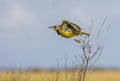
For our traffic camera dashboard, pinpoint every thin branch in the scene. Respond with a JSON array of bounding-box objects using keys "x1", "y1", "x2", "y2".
[
  {"x1": 78, "y1": 56, "x2": 85, "y2": 81},
  {"x1": 97, "y1": 17, "x2": 107, "y2": 43},
  {"x1": 89, "y1": 46, "x2": 104, "y2": 69},
  {"x1": 82, "y1": 60, "x2": 89, "y2": 81},
  {"x1": 71, "y1": 60, "x2": 76, "y2": 81},
  {"x1": 84, "y1": 40, "x2": 91, "y2": 48},
  {"x1": 55, "y1": 59, "x2": 59, "y2": 81},
  {"x1": 89, "y1": 45, "x2": 101, "y2": 60},
  {"x1": 106, "y1": 24, "x2": 111, "y2": 31},
  {"x1": 64, "y1": 53, "x2": 68, "y2": 81},
  {"x1": 83, "y1": 46, "x2": 88, "y2": 62}
]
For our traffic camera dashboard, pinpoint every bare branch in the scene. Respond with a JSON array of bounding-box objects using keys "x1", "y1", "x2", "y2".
[
  {"x1": 89, "y1": 45, "x2": 101, "y2": 60},
  {"x1": 65, "y1": 53, "x2": 68, "y2": 81},
  {"x1": 89, "y1": 46, "x2": 104, "y2": 69},
  {"x1": 84, "y1": 40, "x2": 91, "y2": 48},
  {"x1": 97, "y1": 17, "x2": 107, "y2": 43},
  {"x1": 55, "y1": 59, "x2": 59, "y2": 81},
  {"x1": 106, "y1": 24, "x2": 111, "y2": 31}
]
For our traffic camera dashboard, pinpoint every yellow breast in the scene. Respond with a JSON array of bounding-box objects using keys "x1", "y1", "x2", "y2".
[{"x1": 58, "y1": 27, "x2": 76, "y2": 38}]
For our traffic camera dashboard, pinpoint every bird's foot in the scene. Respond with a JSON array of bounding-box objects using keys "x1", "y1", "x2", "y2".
[{"x1": 74, "y1": 38, "x2": 82, "y2": 43}]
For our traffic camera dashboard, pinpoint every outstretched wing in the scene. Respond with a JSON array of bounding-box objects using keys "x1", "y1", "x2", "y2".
[{"x1": 62, "y1": 20, "x2": 81, "y2": 33}]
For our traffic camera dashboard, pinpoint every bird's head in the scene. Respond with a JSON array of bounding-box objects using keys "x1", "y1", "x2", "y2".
[{"x1": 49, "y1": 25, "x2": 60, "y2": 32}]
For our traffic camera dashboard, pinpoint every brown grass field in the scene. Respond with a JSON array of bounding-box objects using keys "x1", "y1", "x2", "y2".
[{"x1": 0, "y1": 70, "x2": 120, "y2": 81}]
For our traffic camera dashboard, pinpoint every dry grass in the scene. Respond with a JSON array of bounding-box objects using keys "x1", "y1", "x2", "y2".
[{"x1": 0, "y1": 70, "x2": 120, "y2": 81}]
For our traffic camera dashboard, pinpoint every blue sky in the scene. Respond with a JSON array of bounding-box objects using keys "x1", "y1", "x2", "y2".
[{"x1": 0, "y1": 0, "x2": 120, "y2": 69}]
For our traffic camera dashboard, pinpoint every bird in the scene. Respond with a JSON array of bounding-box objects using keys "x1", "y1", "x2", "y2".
[{"x1": 49, "y1": 20, "x2": 90, "y2": 38}]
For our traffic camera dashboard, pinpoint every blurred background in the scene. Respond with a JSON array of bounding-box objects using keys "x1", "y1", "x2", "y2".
[{"x1": 0, "y1": 0, "x2": 120, "y2": 70}]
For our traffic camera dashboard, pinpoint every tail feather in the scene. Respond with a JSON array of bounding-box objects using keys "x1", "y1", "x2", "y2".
[{"x1": 81, "y1": 30, "x2": 90, "y2": 36}]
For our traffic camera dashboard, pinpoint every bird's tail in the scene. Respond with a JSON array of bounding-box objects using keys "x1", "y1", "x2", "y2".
[{"x1": 81, "y1": 30, "x2": 90, "y2": 36}]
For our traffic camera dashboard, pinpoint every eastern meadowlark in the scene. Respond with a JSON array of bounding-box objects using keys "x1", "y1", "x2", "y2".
[{"x1": 49, "y1": 20, "x2": 90, "y2": 38}]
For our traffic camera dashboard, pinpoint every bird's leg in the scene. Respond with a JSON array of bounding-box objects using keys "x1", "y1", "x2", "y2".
[{"x1": 74, "y1": 36, "x2": 82, "y2": 43}]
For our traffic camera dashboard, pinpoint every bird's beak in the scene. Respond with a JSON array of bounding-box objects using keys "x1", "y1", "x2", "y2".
[{"x1": 48, "y1": 27, "x2": 53, "y2": 28}]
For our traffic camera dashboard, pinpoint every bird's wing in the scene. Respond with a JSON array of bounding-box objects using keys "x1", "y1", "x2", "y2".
[{"x1": 62, "y1": 20, "x2": 81, "y2": 32}]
